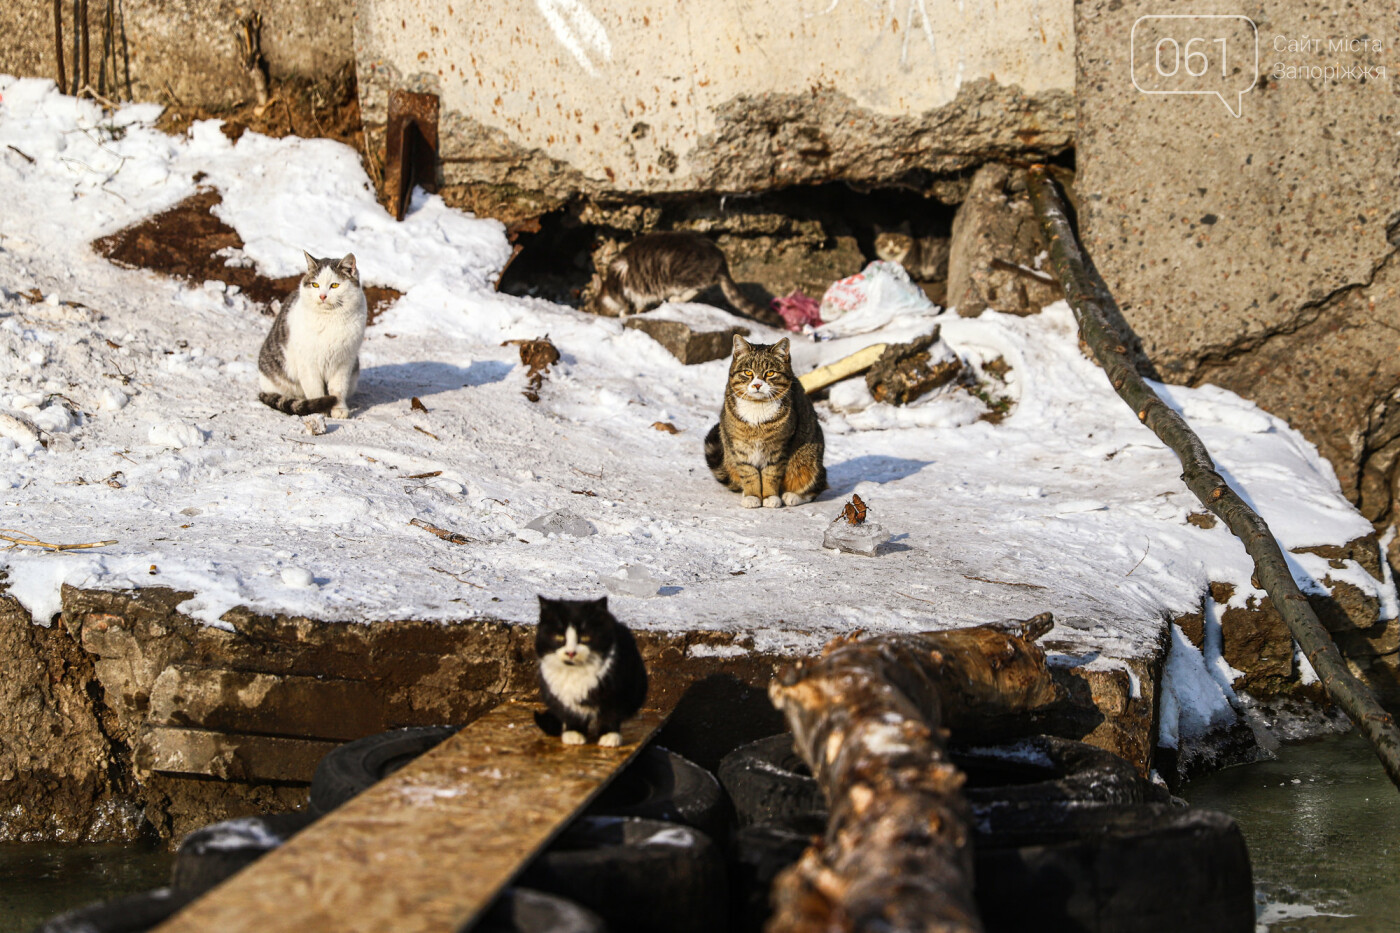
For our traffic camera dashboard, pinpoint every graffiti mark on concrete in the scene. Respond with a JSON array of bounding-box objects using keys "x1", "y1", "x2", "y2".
[{"x1": 536, "y1": 0, "x2": 613, "y2": 76}]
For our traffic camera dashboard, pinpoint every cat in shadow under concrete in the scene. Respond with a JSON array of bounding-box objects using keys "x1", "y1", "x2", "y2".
[{"x1": 591, "y1": 232, "x2": 785, "y2": 328}]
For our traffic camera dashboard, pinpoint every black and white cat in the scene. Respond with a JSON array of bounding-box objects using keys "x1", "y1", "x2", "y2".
[{"x1": 534, "y1": 596, "x2": 648, "y2": 748}]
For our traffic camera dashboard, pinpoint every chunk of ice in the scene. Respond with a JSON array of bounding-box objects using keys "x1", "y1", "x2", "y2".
[
  {"x1": 823, "y1": 518, "x2": 891, "y2": 557},
  {"x1": 605, "y1": 565, "x2": 662, "y2": 598},
  {"x1": 524, "y1": 509, "x2": 596, "y2": 537}
]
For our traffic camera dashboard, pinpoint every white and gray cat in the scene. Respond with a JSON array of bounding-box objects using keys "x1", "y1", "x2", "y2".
[{"x1": 258, "y1": 252, "x2": 366, "y2": 418}]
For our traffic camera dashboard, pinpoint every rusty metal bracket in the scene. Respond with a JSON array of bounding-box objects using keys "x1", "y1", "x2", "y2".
[{"x1": 384, "y1": 90, "x2": 440, "y2": 221}]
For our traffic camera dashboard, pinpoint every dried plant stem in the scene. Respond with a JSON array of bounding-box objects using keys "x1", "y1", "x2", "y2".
[
  {"x1": 53, "y1": 0, "x2": 67, "y2": 92},
  {"x1": 0, "y1": 529, "x2": 116, "y2": 551}
]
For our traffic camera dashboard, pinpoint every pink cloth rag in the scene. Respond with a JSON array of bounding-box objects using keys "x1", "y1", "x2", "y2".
[{"x1": 771, "y1": 290, "x2": 823, "y2": 332}]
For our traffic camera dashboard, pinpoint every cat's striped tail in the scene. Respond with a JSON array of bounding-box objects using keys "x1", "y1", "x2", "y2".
[
  {"x1": 717, "y1": 270, "x2": 786, "y2": 329},
  {"x1": 704, "y1": 423, "x2": 729, "y2": 485},
  {"x1": 258, "y1": 392, "x2": 337, "y2": 415}
]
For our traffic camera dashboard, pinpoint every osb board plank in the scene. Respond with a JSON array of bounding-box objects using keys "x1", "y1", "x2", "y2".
[{"x1": 153, "y1": 701, "x2": 671, "y2": 933}]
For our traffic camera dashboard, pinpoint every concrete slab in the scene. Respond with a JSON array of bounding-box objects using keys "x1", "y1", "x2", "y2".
[
  {"x1": 152, "y1": 701, "x2": 672, "y2": 933},
  {"x1": 355, "y1": 0, "x2": 1075, "y2": 198}
]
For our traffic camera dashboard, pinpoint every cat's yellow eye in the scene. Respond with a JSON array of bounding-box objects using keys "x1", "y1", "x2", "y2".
[
  {"x1": 766, "y1": 371, "x2": 777, "y2": 378},
  {"x1": 309, "y1": 282, "x2": 319, "y2": 288},
  {"x1": 330, "y1": 283, "x2": 339, "y2": 288},
  {"x1": 742, "y1": 370, "x2": 753, "y2": 377}
]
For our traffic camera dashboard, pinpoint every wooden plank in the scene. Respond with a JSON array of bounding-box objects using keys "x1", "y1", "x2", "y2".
[
  {"x1": 152, "y1": 701, "x2": 671, "y2": 933},
  {"x1": 799, "y1": 343, "x2": 888, "y2": 394},
  {"x1": 136, "y1": 726, "x2": 339, "y2": 782}
]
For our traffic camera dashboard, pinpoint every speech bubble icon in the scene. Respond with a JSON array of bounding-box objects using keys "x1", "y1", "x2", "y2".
[{"x1": 1131, "y1": 14, "x2": 1258, "y2": 118}]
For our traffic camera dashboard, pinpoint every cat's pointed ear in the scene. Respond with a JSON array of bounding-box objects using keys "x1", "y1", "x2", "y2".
[
  {"x1": 302, "y1": 250, "x2": 319, "y2": 275},
  {"x1": 732, "y1": 334, "x2": 751, "y2": 356},
  {"x1": 592, "y1": 595, "x2": 608, "y2": 612},
  {"x1": 774, "y1": 337, "x2": 791, "y2": 358},
  {"x1": 537, "y1": 595, "x2": 555, "y2": 615},
  {"x1": 337, "y1": 253, "x2": 358, "y2": 280}
]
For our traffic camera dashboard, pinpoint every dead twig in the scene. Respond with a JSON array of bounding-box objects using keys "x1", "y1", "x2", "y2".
[
  {"x1": 7, "y1": 145, "x2": 35, "y2": 164},
  {"x1": 53, "y1": 0, "x2": 67, "y2": 93},
  {"x1": 413, "y1": 425, "x2": 439, "y2": 440},
  {"x1": 430, "y1": 566, "x2": 485, "y2": 587},
  {"x1": 409, "y1": 517, "x2": 475, "y2": 545},
  {"x1": 0, "y1": 529, "x2": 116, "y2": 551},
  {"x1": 1125, "y1": 538, "x2": 1150, "y2": 576},
  {"x1": 961, "y1": 574, "x2": 1048, "y2": 590}
]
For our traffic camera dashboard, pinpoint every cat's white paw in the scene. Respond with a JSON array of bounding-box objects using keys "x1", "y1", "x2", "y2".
[
  {"x1": 598, "y1": 732, "x2": 622, "y2": 748},
  {"x1": 782, "y1": 491, "x2": 811, "y2": 506},
  {"x1": 741, "y1": 495, "x2": 762, "y2": 509},
  {"x1": 330, "y1": 405, "x2": 349, "y2": 419},
  {"x1": 762, "y1": 495, "x2": 784, "y2": 509},
  {"x1": 561, "y1": 730, "x2": 586, "y2": 745}
]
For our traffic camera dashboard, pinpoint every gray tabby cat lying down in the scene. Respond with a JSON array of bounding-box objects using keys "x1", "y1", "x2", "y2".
[
  {"x1": 592, "y1": 232, "x2": 785, "y2": 328},
  {"x1": 258, "y1": 252, "x2": 366, "y2": 419}
]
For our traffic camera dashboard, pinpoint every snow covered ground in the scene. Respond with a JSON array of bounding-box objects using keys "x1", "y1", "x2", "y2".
[{"x1": 0, "y1": 77, "x2": 1392, "y2": 740}]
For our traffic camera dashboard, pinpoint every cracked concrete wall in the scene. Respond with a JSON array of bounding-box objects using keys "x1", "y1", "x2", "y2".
[
  {"x1": 1076, "y1": 0, "x2": 1400, "y2": 536},
  {"x1": 355, "y1": 0, "x2": 1075, "y2": 199},
  {"x1": 0, "y1": 0, "x2": 354, "y2": 108}
]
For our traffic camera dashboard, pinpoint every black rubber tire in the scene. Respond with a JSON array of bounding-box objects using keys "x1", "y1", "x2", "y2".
[
  {"x1": 472, "y1": 887, "x2": 609, "y2": 933},
  {"x1": 518, "y1": 815, "x2": 728, "y2": 933},
  {"x1": 717, "y1": 734, "x2": 825, "y2": 829},
  {"x1": 586, "y1": 745, "x2": 730, "y2": 844},
  {"x1": 32, "y1": 887, "x2": 194, "y2": 933},
  {"x1": 975, "y1": 804, "x2": 1254, "y2": 933},
  {"x1": 728, "y1": 818, "x2": 825, "y2": 933},
  {"x1": 719, "y1": 733, "x2": 1157, "y2": 828},
  {"x1": 956, "y1": 734, "x2": 1158, "y2": 809},
  {"x1": 310, "y1": 724, "x2": 459, "y2": 815},
  {"x1": 171, "y1": 811, "x2": 318, "y2": 896}
]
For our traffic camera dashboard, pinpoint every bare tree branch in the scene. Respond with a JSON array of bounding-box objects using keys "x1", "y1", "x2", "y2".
[{"x1": 1026, "y1": 164, "x2": 1400, "y2": 793}]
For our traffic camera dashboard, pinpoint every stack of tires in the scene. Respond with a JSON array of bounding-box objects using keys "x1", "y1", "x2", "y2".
[
  {"x1": 32, "y1": 726, "x2": 1256, "y2": 933},
  {"x1": 717, "y1": 733, "x2": 1257, "y2": 933}
]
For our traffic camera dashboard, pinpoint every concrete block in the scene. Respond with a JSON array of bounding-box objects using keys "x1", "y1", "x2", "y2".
[
  {"x1": 624, "y1": 304, "x2": 753, "y2": 364},
  {"x1": 136, "y1": 726, "x2": 338, "y2": 783},
  {"x1": 148, "y1": 665, "x2": 388, "y2": 741}
]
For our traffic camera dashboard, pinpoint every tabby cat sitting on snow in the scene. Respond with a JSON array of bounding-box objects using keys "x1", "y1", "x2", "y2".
[
  {"x1": 258, "y1": 251, "x2": 366, "y2": 419},
  {"x1": 705, "y1": 335, "x2": 826, "y2": 509},
  {"x1": 591, "y1": 232, "x2": 785, "y2": 328}
]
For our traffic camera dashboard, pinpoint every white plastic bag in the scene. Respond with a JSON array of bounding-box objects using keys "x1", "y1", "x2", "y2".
[{"x1": 817, "y1": 261, "x2": 938, "y2": 338}]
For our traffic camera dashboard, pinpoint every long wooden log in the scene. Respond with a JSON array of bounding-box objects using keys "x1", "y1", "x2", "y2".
[
  {"x1": 766, "y1": 615, "x2": 1060, "y2": 933},
  {"x1": 1025, "y1": 165, "x2": 1400, "y2": 792}
]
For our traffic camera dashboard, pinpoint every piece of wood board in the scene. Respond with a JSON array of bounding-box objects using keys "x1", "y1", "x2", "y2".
[{"x1": 152, "y1": 701, "x2": 671, "y2": 933}]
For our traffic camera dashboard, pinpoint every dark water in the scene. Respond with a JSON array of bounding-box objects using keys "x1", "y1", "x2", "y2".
[
  {"x1": 1184, "y1": 730, "x2": 1400, "y2": 932},
  {"x1": 0, "y1": 842, "x2": 172, "y2": 933}
]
